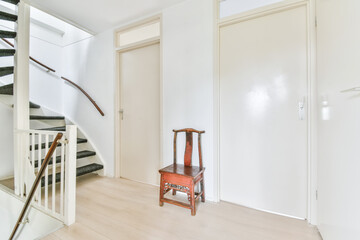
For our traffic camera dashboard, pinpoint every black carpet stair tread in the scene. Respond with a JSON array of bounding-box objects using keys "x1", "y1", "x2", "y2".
[
  {"x1": 0, "y1": 30, "x2": 16, "y2": 38},
  {"x1": 30, "y1": 115, "x2": 65, "y2": 120},
  {"x1": 41, "y1": 163, "x2": 103, "y2": 187},
  {"x1": 0, "y1": 66, "x2": 14, "y2": 77},
  {"x1": 30, "y1": 138, "x2": 87, "y2": 151},
  {"x1": 30, "y1": 102, "x2": 40, "y2": 109},
  {"x1": 0, "y1": 49, "x2": 15, "y2": 57},
  {"x1": 0, "y1": 83, "x2": 13, "y2": 94},
  {"x1": 1, "y1": 0, "x2": 20, "y2": 5},
  {"x1": 0, "y1": 84, "x2": 41, "y2": 107},
  {"x1": 35, "y1": 150, "x2": 96, "y2": 168},
  {"x1": 0, "y1": 11, "x2": 17, "y2": 21},
  {"x1": 40, "y1": 126, "x2": 66, "y2": 131}
]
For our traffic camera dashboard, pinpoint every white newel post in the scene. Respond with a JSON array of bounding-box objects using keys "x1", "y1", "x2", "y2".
[
  {"x1": 13, "y1": 1, "x2": 30, "y2": 196},
  {"x1": 64, "y1": 125, "x2": 77, "y2": 225}
]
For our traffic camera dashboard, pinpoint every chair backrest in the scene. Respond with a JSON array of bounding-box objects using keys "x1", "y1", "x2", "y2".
[{"x1": 173, "y1": 128, "x2": 205, "y2": 168}]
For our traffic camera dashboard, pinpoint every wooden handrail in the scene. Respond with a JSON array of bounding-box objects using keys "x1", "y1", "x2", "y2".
[
  {"x1": 0, "y1": 38, "x2": 105, "y2": 116},
  {"x1": 9, "y1": 133, "x2": 63, "y2": 240},
  {"x1": 1, "y1": 38, "x2": 56, "y2": 73},
  {"x1": 61, "y1": 77, "x2": 105, "y2": 116}
]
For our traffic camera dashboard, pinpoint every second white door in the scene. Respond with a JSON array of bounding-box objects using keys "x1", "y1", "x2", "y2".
[
  {"x1": 119, "y1": 43, "x2": 160, "y2": 185},
  {"x1": 220, "y1": 5, "x2": 308, "y2": 218}
]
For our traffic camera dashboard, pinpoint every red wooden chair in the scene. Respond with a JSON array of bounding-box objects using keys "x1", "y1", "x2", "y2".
[{"x1": 159, "y1": 128, "x2": 205, "y2": 216}]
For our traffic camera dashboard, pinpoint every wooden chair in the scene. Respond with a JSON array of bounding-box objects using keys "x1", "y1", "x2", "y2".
[{"x1": 159, "y1": 128, "x2": 205, "y2": 216}]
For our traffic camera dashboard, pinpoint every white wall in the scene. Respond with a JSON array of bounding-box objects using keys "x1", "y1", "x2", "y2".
[
  {"x1": 60, "y1": 0, "x2": 216, "y2": 193},
  {"x1": 0, "y1": 104, "x2": 13, "y2": 179},
  {"x1": 62, "y1": 30, "x2": 115, "y2": 176},
  {"x1": 317, "y1": 0, "x2": 360, "y2": 239},
  {"x1": 220, "y1": 0, "x2": 283, "y2": 18},
  {"x1": 29, "y1": 37, "x2": 63, "y2": 114},
  {"x1": 162, "y1": 0, "x2": 215, "y2": 200}
]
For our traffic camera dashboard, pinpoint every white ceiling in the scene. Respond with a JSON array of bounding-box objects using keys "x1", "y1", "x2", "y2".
[{"x1": 29, "y1": 0, "x2": 186, "y2": 34}]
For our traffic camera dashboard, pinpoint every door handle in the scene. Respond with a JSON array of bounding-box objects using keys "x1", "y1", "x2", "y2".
[
  {"x1": 119, "y1": 109, "x2": 124, "y2": 120},
  {"x1": 298, "y1": 98, "x2": 305, "y2": 120}
]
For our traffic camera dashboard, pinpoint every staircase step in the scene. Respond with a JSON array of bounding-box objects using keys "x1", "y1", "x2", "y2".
[
  {"x1": 76, "y1": 163, "x2": 103, "y2": 177},
  {"x1": 0, "y1": 83, "x2": 13, "y2": 94},
  {"x1": 0, "y1": 30, "x2": 16, "y2": 38},
  {"x1": 0, "y1": 11, "x2": 17, "y2": 22},
  {"x1": 35, "y1": 150, "x2": 96, "y2": 168},
  {"x1": 0, "y1": 49, "x2": 15, "y2": 57},
  {"x1": 0, "y1": 83, "x2": 41, "y2": 108},
  {"x1": 30, "y1": 138, "x2": 87, "y2": 151},
  {"x1": 41, "y1": 163, "x2": 103, "y2": 187},
  {"x1": 30, "y1": 102, "x2": 40, "y2": 109},
  {"x1": 30, "y1": 115, "x2": 65, "y2": 120},
  {"x1": 39, "y1": 126, "x2": 66, "y2": 131},
  {"x1": 0, "y1": 85, "x2": 42, "y2": 112},
  {"x1": 13, "y1": 102, "x2": 41, "y2": 108},
  {"x1": 0, "y1": 84, "x2": 40, "y2": 108},
  {"x1": 0, "y1": 66, "x2": 13, "y2": 77},
  {"x1": 1, "y1": 0, "x2": 20, "y2": 5}
]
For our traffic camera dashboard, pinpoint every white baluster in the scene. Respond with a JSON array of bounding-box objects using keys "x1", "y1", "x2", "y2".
[
  {"x1": 37, "y1": 133, "x2": 42, "y2": 205},
  {"x1": 31, "y1": 133, "x2": 35, "y2": 173},
  {"x1": 45, "y1": 134, "x2": 49, "y2": 210},
  {"x1": 60, "y1": 138, "x2": 65, "y2": 216},
  {"x1": 52, "y1": 134, "x2": 56, "y2": 214}
]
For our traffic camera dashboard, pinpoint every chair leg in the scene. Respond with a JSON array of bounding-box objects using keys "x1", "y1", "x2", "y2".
[
  {"x1": 172, "y1": 189, "x2": 177, "y2": 195},
  {"x1": 159, "y1": 175, "x2": 164, "y2": 207},
  {"x1": 190, "y1": 183, "x2": 196, "y2": 216},
  {"x1": 200, "y1": 174, "x2": 205, "y2": 203}
]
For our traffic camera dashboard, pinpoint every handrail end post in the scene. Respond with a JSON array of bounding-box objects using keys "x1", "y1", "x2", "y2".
[{"x1": 64, "y1": 125, "x2": 77, "y2": 226}]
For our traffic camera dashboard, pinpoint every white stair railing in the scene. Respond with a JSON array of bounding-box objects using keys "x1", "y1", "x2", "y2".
[{"x1": 15, "y1": 125, "x2": 77, "y2": 225}]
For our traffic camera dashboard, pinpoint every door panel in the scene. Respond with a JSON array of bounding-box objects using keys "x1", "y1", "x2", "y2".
[
  {"x1": 317, "y1": 0, "x2": 360, "y2": 239},
  {"x1": 120, "y1": 43, "x2": 160, "y2": 185},
  {"x1": 220, "y1": 6, "x2": 308, "y2": 218}
]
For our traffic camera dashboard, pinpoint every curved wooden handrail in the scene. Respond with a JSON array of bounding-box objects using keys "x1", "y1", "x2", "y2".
[
  {"x1": 1, "y1": 38, "x2": 105, "y2": 116},
  {"x1": 9, "y1": 133, "x2": 63, "y2": 240},
  {"x1": 1, "y1": 38, "x2": 56, "y2": 72},
  {"x1": 61, "y1": 77, "x2": 105, "y2": 116}
]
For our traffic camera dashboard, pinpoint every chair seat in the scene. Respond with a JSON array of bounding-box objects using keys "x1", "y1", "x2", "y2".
[{"x1": 159, "y1": 164, "x2": 205, "y2": 178}]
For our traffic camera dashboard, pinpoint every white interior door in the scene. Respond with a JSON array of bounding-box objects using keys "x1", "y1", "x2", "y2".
[
  {"x1": 119, "y1": 43, "x2": 160, "y2": 185},
  {"x1": 317, "y1": 0, "x2": 360, "y2": 239},
  {"x1": 220, "y1": 5, "x2": 308, "y2": 218}
]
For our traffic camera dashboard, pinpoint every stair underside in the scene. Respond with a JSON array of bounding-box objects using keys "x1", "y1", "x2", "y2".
[
  {"x1": 0, "y1": 11, "x2": 17, "y2": 22},
  {"x1": 41, "y1": 163, "x2": 103, "y2": 187},
  {"x1": 0, "y1": 30, "x2": 16, "y2": 38},
  {"x1": 35, "y1": 150, "x2": 96, "y2": 168},
  {"x1": 1, "y1": 0, "x2": 20, "y2": 5},
  {"x1": 30, "y1": 138, "x2": 87, "y2": 151}
]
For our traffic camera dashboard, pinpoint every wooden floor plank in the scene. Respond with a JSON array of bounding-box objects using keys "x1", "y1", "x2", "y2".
[{"x1": 44, "y1": 174, "x2": 322, "y2": 240}]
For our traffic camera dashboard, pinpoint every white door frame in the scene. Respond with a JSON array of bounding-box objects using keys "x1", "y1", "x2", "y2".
[
  {"x1": 213, "y1": 0, "x2": 317, "y2": 224},
  {"x1": 114, "y1": 15, "x2": 163, "y2": 184}
]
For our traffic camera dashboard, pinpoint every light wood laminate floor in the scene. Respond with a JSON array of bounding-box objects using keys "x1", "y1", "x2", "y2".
[{"x1": 43, "y1": 174, "x2": 322, "y2": 240}]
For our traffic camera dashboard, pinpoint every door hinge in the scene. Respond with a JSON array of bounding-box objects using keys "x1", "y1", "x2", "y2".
[
  {"x1": 315, "y1": 17, "x2": 318, "y2": 28},
  {"x1": 316, "y1": 190, "x2": 318, "y2": 200}
]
